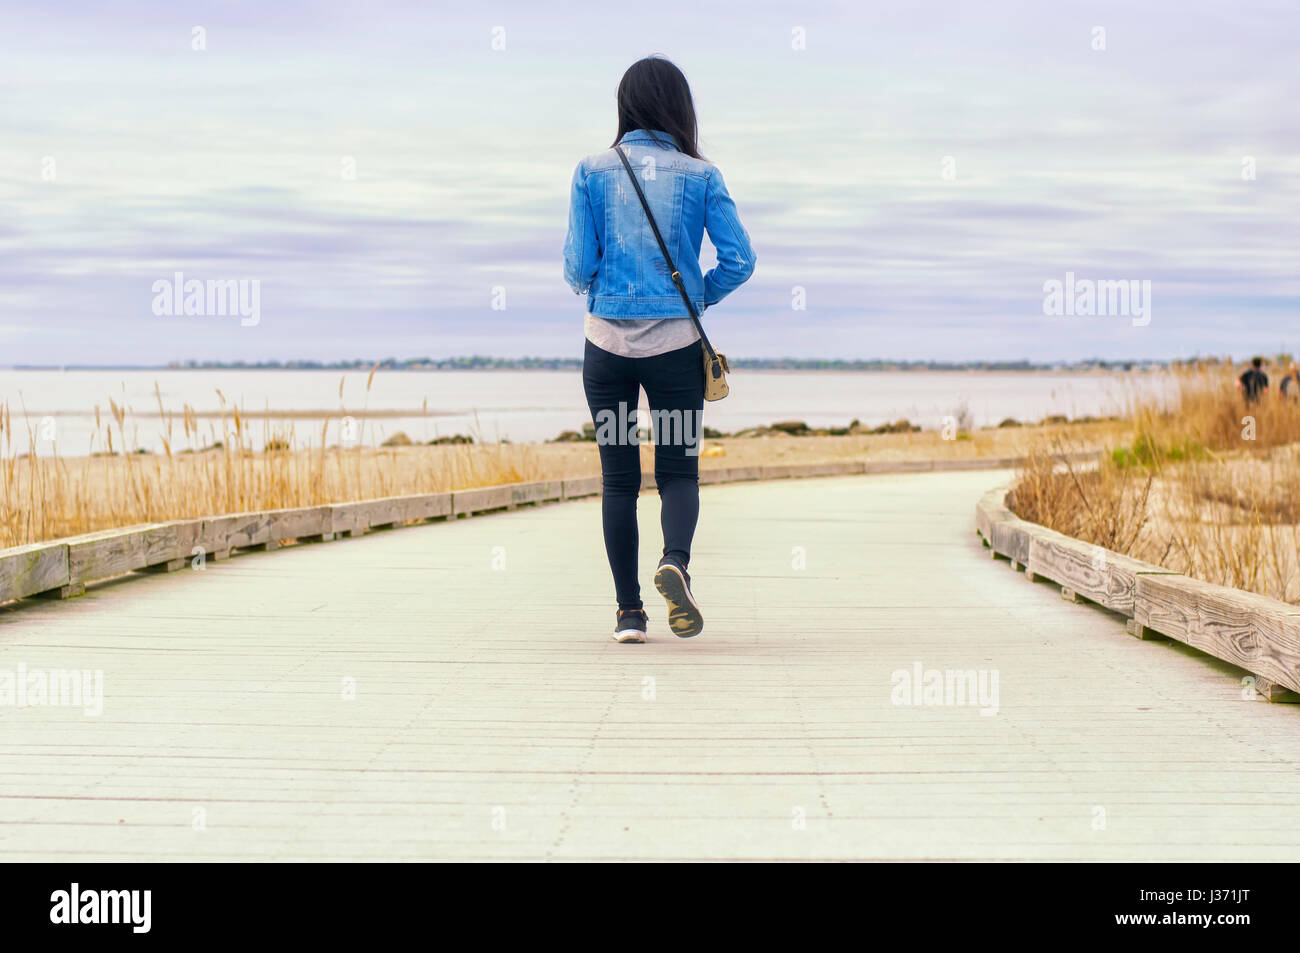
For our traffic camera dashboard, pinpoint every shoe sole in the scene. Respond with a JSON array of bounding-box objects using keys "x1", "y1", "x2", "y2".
[
  {"x1": 611, "y1": 629, "x2": 646, "y2": 644},
  {"x1": 654, "y1": 564, "x2": 703, "y2": 638}
]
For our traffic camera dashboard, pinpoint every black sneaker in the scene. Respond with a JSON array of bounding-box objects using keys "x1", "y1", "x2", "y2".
[
  {"x1": 654, "y1": 558, "x2": 703, "y2": 638},
  {"x1": 612, "y1": 608, "x2": 648, "y2": 643}
]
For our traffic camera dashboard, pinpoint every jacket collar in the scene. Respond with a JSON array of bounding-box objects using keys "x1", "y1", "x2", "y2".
[{"x1": 618, "y1": 129, "x2": 679, "y2": 150}]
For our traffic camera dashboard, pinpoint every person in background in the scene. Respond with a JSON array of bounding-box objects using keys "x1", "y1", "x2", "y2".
[
  {"x1": 1279, "y1": 362, "x2": 1300, "y2": 402},
  {"x1": 1238, "y1": 357, "x2": 1269, "y2": 404}
]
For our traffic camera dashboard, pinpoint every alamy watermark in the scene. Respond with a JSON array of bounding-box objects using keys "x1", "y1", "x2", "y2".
[
  {"x1": 0, "y1": 663, "x2": 104, "y2": 716},
  {"x1": 593, "y1": 402, "x2": 703, "y2": 456},
  {"x1": 152, "y1": 272, "x2": 260, "y2": 326},
  {"x1": 891, "y1": 661, "x2": 999, "y2": 716},
  {"x1": 50, "y1": 883, "x2": 150, "y2": 933},
  {"x1": 1042, "y1": 271, "x2": 1151, "y2": 327}
]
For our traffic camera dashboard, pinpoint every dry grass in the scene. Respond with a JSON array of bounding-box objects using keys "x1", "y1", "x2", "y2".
[
  {"x1": 0, "y1": 375, "x2": 556, "y2": 549},
  {"x1": 1012, "y1": 363, "x2": 1300, "y2": 604},
  {"x1": 1, "y1": 369, "x2": 1127, "y2": 548}
]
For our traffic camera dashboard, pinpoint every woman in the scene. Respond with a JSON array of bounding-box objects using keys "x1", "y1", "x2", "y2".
[{"x1": 563, "y1": 56, "x2": 756, "y2": 643}]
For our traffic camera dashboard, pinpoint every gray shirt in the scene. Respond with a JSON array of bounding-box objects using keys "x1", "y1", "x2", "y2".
[{"x1": 584, "y1": 313, "x2": 700, "y2": 359}]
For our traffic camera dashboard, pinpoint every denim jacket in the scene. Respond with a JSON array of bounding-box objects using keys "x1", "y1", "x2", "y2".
[{"x1": 563, "y1": 129, "x2": 756, "y2": 318}]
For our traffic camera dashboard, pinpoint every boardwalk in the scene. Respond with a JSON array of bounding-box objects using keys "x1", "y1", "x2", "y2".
[{"x1": 1, "y1": 468, "x2": 1297, "y2": 861}]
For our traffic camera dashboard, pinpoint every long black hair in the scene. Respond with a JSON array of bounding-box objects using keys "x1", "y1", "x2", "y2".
[{"x1": 611, "y1": 56, "x2": 703, "y2": 160}]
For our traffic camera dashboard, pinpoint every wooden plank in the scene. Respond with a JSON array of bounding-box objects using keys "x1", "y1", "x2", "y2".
[
  {"x1": 1136, "y1": 574, "x2": 1300, "y2": 695},
  {"x1": 977, "y1": 482, "x2": 1028, "y2": 563},
  {"x1": 699, "y1": 467, "x2": 739, "y2": 486},
  {"x1": 1197, "y1": 588, "x2": 1300, "y2": 695},
  {"x1": 1251, "y1": 677, "x2": 1300, "y2": 704},
  {"x1": 974, "y1": 489, "x2": 1006, "y2": 540},
  {"x1": 727, "y1": 465, "x2": 764, "y2": 482},
  {"x1": 330, "y1": 494, "x2": 452, "y2": 534},
  {"x1": 761, "y1": 461, "x2": 862, "y2": 482},
  {"x1": 66, "y1": 524, "x2": 172, "y2": 581},
  {"x1": 977, "y1": 485, "x2": 1035, "y2": 577},
  {"x1": 511, "y1": 481, "x2": 563, "y2": 506},
  {"x1": 267, "y1": 506, "x2": 331, "y2": 541},
  {"x1": 161, "y1": 519, "x2": 204, "y2": 566},
  {"x1": 452, "y1": 485, "x2": 514, "y2": 516},
  {"x1": 382, "y1": 492, "x2": 448, "y2": 525},
  {"x1": 1026, "y1": 533, "x2": 1170, "y2": 616},
  {"x1": 990, "y1": 519, "x2": 1032, "y2": 567},
  {"x1": 207, "y1": 512, "x2": 274, "y2": 551},
  {"x1": 1135, "y1": 573, "x2": 1207, "y2": 644},
  {"x1": 561, "y1": 476, "x2": 602, "y2": 499},
  {"x1": 823, "y1": 460, "x2": 865, "y2": 477},
  {"x1": 933, "y1": 457, "x2": 1005, "y2": 472},
  {"x1": 779, "y1": 462, "x2": 829, "y2": 478},
  {"x1": 863, "y1": 460, "x2": 935, "y2": 474},
  {"x1": 0, "y1": 542, "x2": 70, "y2": 602},
  {"x1": 328, "y1": 501, "x2": 376, "y2": 536},
  {"x1": 189, "y1": 514, "x2": 235, "y2": 558},
  {"x1": 1251, "y1": 601, "x2": 1300, "y2": 695},
  {"x1": 33, "y1": 581, "x2": 84, "y2": 599},
  {"x1": 191, "y1": 506, "x2": 331, "y2": 551},
  {"x1": 762, "y1": 461, "x2": 874, "y2": 480},
  {"x1": 1125, "y1": 618, "x2": 1169, "y2": 641},
  {"x1": 758, "y1": 464, "x2": 799, "y2": 480},
  {"x1": 144, "y1": 557, "x2": 188, "y2": 573}
]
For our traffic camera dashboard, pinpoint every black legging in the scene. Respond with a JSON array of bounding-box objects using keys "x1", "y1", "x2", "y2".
[{"x1": 582, "y1": 337, "x2": 705, "y2": 611}]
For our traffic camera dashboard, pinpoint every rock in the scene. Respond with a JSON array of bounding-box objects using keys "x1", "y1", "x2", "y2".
[{"x1": 867, "y1": 419, "x2": 920, "y2": 435}]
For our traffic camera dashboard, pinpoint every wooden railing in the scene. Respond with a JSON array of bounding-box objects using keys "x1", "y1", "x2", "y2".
[{"x1": 976, "y1": 483, "x2": 1300, "y2": 701}]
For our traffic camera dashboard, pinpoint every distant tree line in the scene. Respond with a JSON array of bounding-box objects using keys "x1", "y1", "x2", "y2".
[{"x1": 13, "y1": 354, "x2": 1289, "y2": 372}]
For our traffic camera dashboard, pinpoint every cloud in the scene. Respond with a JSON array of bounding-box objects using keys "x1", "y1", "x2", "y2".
[{"x1": 1, "y1": 0, "x2": 1297, "y2": 364}]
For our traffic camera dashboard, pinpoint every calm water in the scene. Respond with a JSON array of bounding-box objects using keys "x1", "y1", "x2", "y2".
[{"x1": 0, "y1": 368, "x2": 1167, "y2": 455}]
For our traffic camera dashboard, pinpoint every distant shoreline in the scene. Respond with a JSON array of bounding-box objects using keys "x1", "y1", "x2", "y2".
[{"x1": 6, "y1": 359, "x2": 1180, "y2": 373}]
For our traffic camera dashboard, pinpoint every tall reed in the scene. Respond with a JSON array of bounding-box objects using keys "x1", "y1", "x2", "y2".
[
  {"x1": 1013, "y1": 362, "x2": 1300, "y2": 604},
  {"x1": 0, "y1": 374, "x2": 561, "y2": 548}
]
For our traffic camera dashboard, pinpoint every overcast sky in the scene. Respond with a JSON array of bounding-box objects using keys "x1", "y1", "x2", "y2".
[{"x1": 1, "y1": 0, "x2": 1296, "y2": 365}]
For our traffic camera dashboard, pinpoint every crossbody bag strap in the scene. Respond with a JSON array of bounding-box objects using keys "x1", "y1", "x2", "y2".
[{"x1": 615, "y1": 146, "x2": 718, "y2": 362}]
